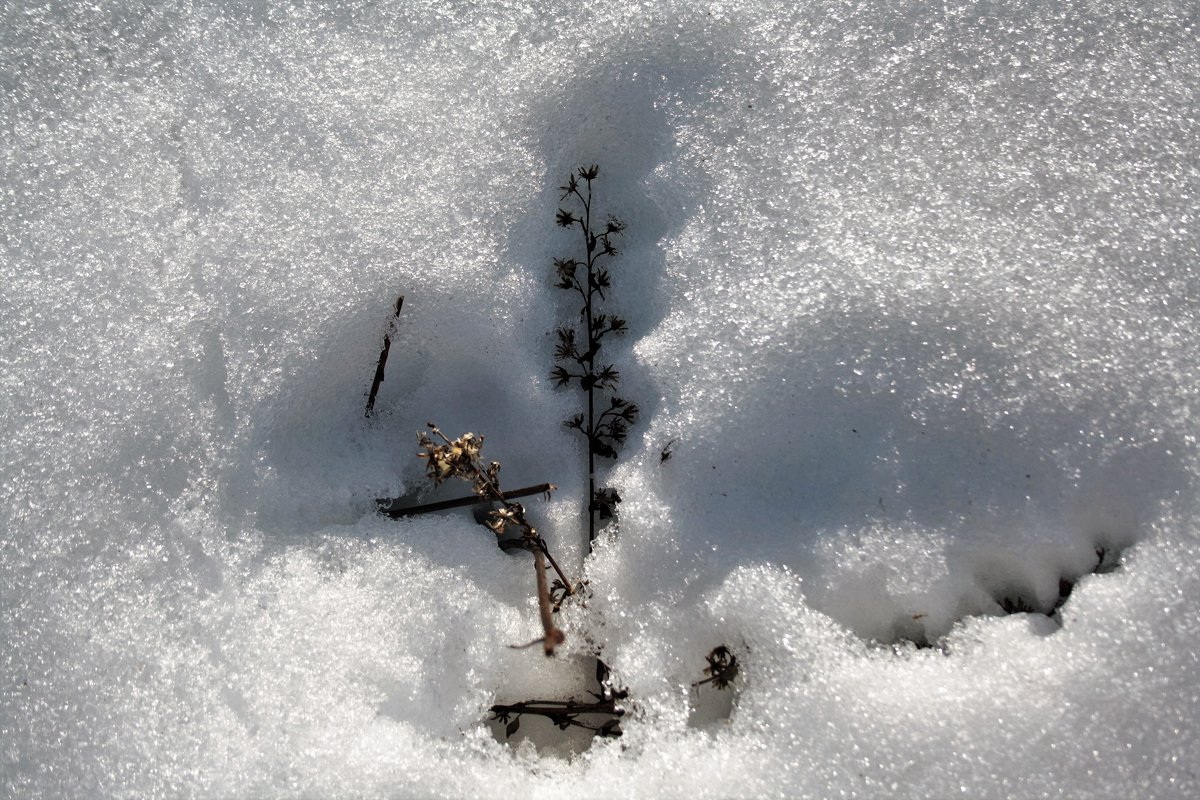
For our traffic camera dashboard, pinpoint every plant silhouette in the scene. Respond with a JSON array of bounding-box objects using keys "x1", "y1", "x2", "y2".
[{"x1": 550, "y1": 165, "x2": 639, "y2": 549}]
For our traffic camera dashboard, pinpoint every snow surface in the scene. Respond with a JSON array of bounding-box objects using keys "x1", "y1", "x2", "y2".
[{"x1": 3, "y1": 0, "x2": 1199, "y2": 796}]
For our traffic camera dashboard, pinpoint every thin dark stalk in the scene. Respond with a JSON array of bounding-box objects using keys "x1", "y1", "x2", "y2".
[
  {"x1": 471, "y1": 475, "x2": 573, "y2": 593},
  {"x1": 365, "y1": 295, "x2": 405, "y2": 417},
  {"x1": 491, "y1": 699, "x2": 621, "y2": 715},
  {"x1": 586, "y1": 366, "x2": 597, "y2": 547},
  {"x1": 492, "y1": 657, "x2": 627, "y2": 739},
  {"x1": 376, "y1": 483, "x2": 556, "y2": 518},
  {"x1": 535, "y1": 538, "x2": 571, "y2": 597},
  {"x1": 579, "y1": 181, "x2": 598, "y2": 550}
]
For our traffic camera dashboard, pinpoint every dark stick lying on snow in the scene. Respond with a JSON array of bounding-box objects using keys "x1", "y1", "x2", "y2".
[
  {"x1": 365, "y1": 295, "x2": 405, "y2": 417},
  {"x1": 375, "y1": 483, "x2": 556, "y2": 518},
  {"x1": 491, "y1": 660, "x2": 627, "y2": 738},
  {"x1": 490, "y1": 699, "x2": 624, "y2": 738}
]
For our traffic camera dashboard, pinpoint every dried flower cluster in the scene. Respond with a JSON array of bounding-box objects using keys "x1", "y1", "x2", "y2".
[
  {"x1": 417, "y1": 424, "x2": 572, "y2": 655},
  {"x1": 693, "y1": 645, "x2": 739, "y2": 691},
  {"x1": 551, "y1": 165, "x2": 639, "y2": 549}
]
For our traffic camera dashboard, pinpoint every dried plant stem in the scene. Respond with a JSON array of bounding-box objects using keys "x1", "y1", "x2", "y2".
[
  {"x1": 470, "y1": 476, "x2": 573, "y2": 594},
  {"x1": 365, "y1": 295, "x2": 404, "y2": 417},
  {"x1": 534, "y1": 538, "x2": 571, "y2": 594},
  {"x1": 491, "y1": 698, "x2": 623, "y2": 716},
  {"x1": 551, "y1": 167, "x2": 636, "y2": 554},
  {"x1": 493, "y1": 646, "x2": 628, "y2": 739},
  {"x1": 587, "y1": 393, "x2": 598, "y2": 546},
  {"x1": 376, "y1": 483, "x2": 556, "y2": 518},
  {"x1": 574, "y1": 184, "x2": 601, "y2": 550},
  {"x1": 579, "y1": 195, "x2": 599, "y2": 551},
  {"x1": 417, "y1": 426, "x2": 573, "y2": 654}
]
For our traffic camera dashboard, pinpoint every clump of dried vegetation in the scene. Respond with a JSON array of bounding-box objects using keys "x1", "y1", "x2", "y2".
[{"x1": 369, "y1": 166, "x2": 738, "y2": 746}]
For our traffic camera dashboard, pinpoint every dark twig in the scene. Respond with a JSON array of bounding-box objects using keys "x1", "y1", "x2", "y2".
[
  {"x1": 490, "y1": 699, "x2": 624, "y2": 737},
  {"x1": 366, "y1": 295, "x2": 405, "y2": 417},
  {"x1": 491, "y1": 659, "x2": 627, "y2": 738},
  {"x1": 375, "y1": 483, "x2": 556, "y2": 518}
]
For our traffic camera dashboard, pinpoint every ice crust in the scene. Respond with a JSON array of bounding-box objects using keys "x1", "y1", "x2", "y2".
[{"x1": 3, "y1": 0, "x2": 1198, "y2": 796}]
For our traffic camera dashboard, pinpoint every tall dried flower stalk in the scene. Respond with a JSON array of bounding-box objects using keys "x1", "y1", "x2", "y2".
[{"x1": 550, "y1": 165, "x2": 639, "y2": 550}]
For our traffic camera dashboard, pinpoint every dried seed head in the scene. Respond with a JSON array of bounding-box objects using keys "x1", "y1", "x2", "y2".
[{"x1": 417, "y1": 430, "x2": 485, "y2": 486}]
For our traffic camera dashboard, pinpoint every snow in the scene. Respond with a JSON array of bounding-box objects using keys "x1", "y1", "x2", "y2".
[{"x1": 3, "y1": 0, "x2": 1199, "y2": 796}]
